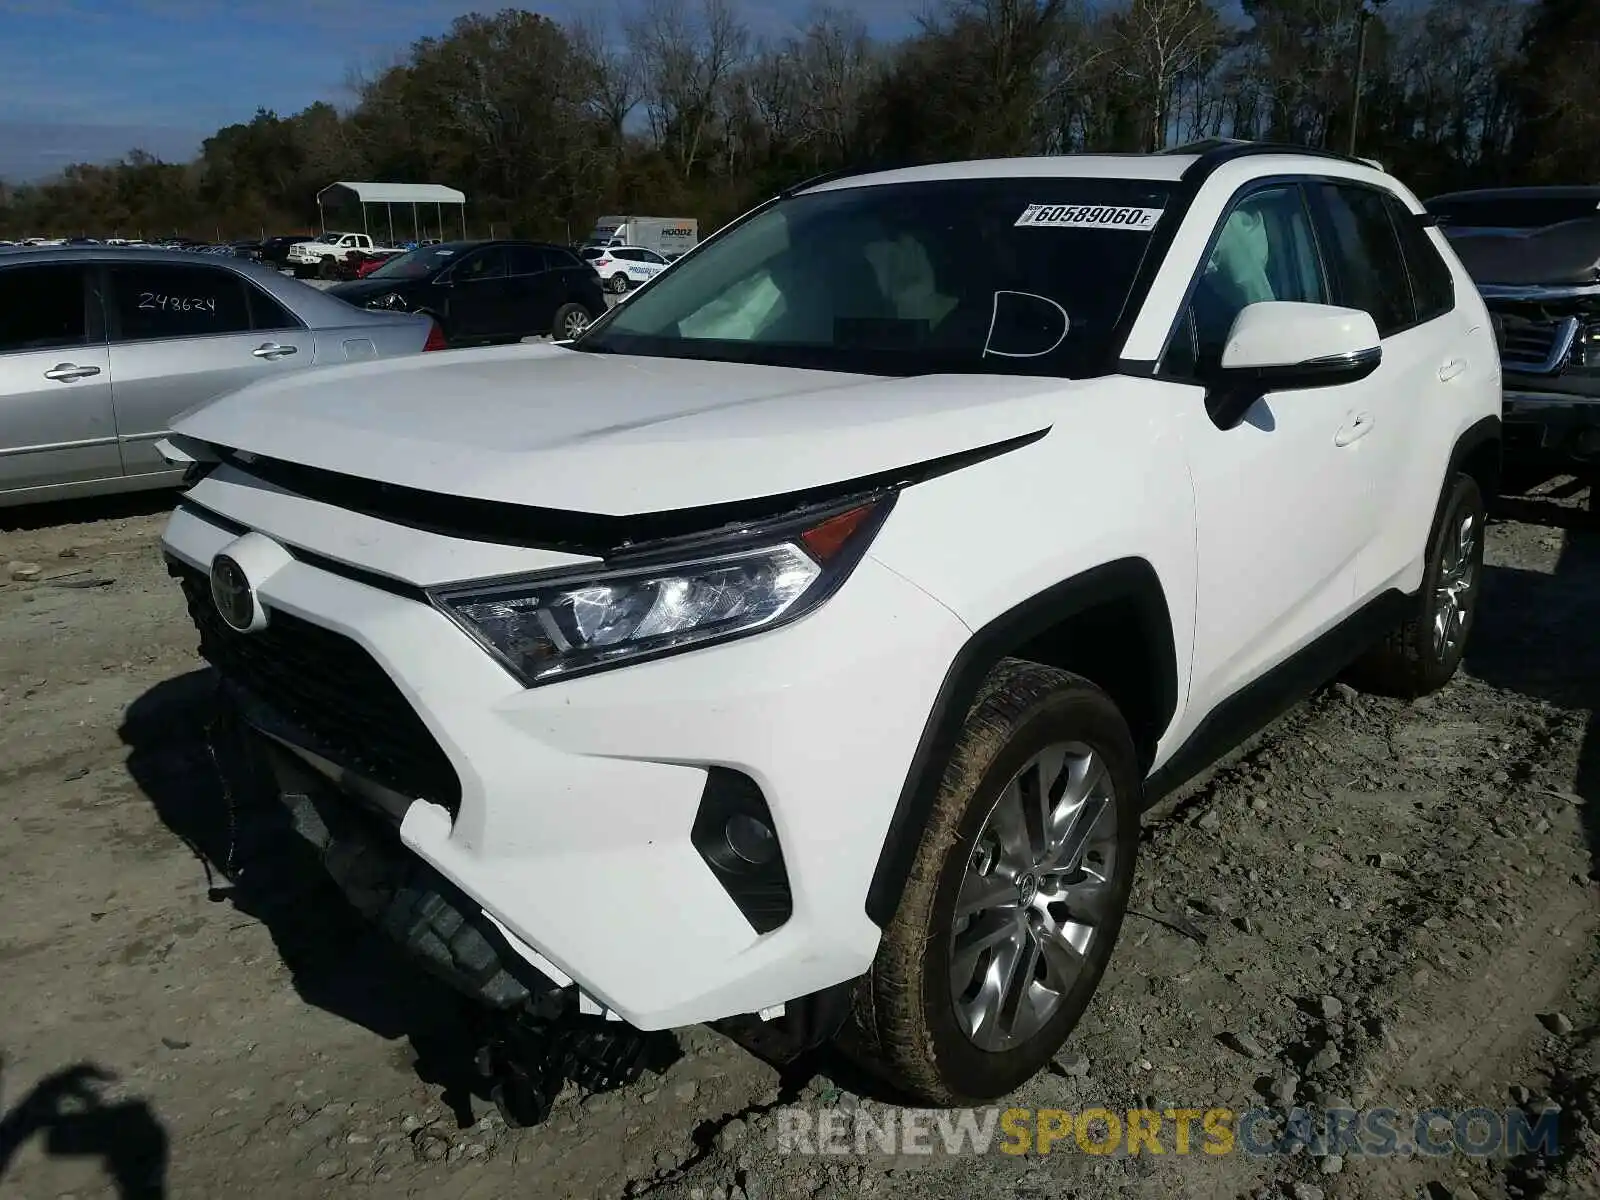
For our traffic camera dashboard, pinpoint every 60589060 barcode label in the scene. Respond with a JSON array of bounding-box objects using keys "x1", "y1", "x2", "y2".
[{"x1": 1014, "y1": 205, "x2": 1164, "y2": 230}]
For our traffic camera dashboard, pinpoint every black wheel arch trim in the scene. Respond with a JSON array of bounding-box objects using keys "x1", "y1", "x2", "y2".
[
  {"x1": 1448, "y1": 413, "x2": 1502, "y2": 497},
  {"x1": 863, "y1": 556, "x2": 1178, "y2": 928}
]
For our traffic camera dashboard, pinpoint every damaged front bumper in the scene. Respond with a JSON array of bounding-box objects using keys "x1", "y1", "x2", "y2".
[{"x1": 213, "y1": 680, "x2": 609, "y2": 1016}]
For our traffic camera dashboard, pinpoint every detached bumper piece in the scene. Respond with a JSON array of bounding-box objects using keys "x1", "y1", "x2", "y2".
[
  {"x1": 475, "y1": 990, "x2": 681, "y2": 1128},
  {"x1": 212, "y1": 691, "x2": 678, "y2": 1127}
]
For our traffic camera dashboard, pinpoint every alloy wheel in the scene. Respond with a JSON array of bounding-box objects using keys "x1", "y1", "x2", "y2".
[
  {"x1": 949, "y1": 741, "x2": 1119, "y2": 1052},
  {"x1": 1433, "y1": 509, "x2": 1478, "y2": 658},
  {"x1": 563, "y1": 310, "x2": 590, "y2": 338}
]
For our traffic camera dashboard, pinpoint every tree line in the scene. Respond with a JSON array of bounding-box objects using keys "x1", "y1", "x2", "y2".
[{"x1": 1, "y1": 0, "x2": 1593, "y2": 242}]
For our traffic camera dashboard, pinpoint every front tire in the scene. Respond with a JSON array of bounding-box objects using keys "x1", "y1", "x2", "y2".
[
  {"x1": 1348, "y1": 472, "x2": 1485, "y2": 698},
  {"x1": 551, "y1": 302, "x2": 592, "y2": 340},
  {"x1": 839, "y1": 660, "x2": 1141, "y2": 1105}
]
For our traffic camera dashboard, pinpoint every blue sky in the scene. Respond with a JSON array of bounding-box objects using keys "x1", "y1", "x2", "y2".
[{"x1": 0, "y1": 0, "x2": 919, "y2": 181}]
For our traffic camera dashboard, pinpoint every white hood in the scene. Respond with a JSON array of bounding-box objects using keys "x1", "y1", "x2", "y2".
[{"x1": 172, "y1": 342, "x2": 1068, "y2": 515}]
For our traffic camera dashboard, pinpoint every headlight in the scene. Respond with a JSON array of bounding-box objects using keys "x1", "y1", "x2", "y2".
[{"x1": 433, "y1": 496, "x2": 892, "y2": 686}]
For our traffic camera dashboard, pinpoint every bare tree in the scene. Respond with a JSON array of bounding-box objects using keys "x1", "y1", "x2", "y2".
[
  {"x1": 788, "y1": 7, "x2": 881, "y2": 160},
  {"x1": 629, "y1": 0, "x2": 750, "y2": 177},
  {"x1": 571, "y1": 7, "x2": 644, "y2": 138},
  {"x1": 1111, "y1": 0, "x2": 1224, "y2": 150}
]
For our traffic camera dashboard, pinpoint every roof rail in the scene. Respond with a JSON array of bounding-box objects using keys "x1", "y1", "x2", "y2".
[
  {"x1": 1175, "y1": 139, "x2": 1376, "y2": 182},
  {"x1": 779, "y1": 161, "x2": 919, "y2": 198}
]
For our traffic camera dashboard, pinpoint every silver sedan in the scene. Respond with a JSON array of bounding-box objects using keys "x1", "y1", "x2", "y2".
[{"x1": 0, "y1": 246, "x2": 438, "y2": 507}]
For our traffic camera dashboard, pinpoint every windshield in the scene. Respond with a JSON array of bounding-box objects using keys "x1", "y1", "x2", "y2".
[
  {"x1": 314, "y1": 233, "x2": 342, "y2": 243},
  {"x1": 575, "y1": 178, "x2": 1173, "y2": 376},
  {"x1": 366, "y1": 244, "x2": 461, "y2": 280},
  {"x1": 1429, "y1": 194, "x2": 1600, "y2": 232}
]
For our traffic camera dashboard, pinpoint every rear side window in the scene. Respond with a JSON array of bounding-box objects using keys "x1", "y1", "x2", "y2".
[
  {"x1": 109, "y1": 265, "x2": 252, "y2": 341},
  {"x1": 1385, "y1": 195, "x2": 1454, "y2": 324},
  {"x1": 1315, "y1": 184, "x2": 1414, "y2": 337},
  {"x1": 0, "y1": 264, "x2": 89, "y2": 353},
  {"x1": 550, "y1": 248, "x2": 586, "y2": 269},
  {"x1": 507, "y1": 246, "x2": 550, "y2": 276},
  {"x1": 244, "y1": 282, "x2": 301, "y2": 331}
]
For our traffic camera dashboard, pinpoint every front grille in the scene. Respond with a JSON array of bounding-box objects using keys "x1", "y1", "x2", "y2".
[
  {"x1": 170, "y1": 559, "x2": 461, "y2": 814},
  {"x1": 1495, "y1": 314, "x2": 1579, "y2": 373}
]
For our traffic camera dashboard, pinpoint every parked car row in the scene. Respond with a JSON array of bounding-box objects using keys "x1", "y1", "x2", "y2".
[{"x1": 7, "y1": 142, "x2": 1593, "y2": 1140}]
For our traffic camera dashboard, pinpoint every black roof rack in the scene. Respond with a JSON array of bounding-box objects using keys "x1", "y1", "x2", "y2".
[
  {"x1": 778, "y1": 160, "x2": 924, "y2": 198},
  {"x1": 1173, "y1": 139, "x2": 1374, "y2": 182}
]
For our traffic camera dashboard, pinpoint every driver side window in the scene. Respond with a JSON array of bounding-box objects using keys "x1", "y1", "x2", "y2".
[{"x1": 1165, "y1": 185, "x2": 1328, "y2": 379}]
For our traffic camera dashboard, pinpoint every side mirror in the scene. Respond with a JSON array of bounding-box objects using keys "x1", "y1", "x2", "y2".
[{"x1": 1206, "y1": 301, "x2": 1382, "y2": 430}]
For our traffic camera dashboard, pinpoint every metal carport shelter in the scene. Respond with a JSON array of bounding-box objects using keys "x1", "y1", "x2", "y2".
[{"x1": 315, "y1": 181, "x2": 468, "y2": 245}]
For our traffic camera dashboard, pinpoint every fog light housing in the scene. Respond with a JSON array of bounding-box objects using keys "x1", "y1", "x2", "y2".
[{"x1": 692, "y1": 768, "x2": 792, "y2": 934}]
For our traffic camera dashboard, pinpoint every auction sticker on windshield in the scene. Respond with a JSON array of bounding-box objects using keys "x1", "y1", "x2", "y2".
[{"x1": 1015, "y1": 204, "x2": 1164, "y2": 230}]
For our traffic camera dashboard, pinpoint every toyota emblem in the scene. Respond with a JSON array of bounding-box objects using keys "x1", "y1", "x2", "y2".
[{"x1": 210, "y1": 554, "x2": 259, "y2": 632}]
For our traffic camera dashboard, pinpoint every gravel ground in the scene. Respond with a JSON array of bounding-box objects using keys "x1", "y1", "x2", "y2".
[{"x1": 0, "y1": 478, "x2": 1596, "y2": 1200}]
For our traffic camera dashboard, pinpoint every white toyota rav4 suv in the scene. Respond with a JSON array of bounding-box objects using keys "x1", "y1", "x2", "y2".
[{"x1": 157, "y1": 141, "x2": 1501, "y2": 1118}]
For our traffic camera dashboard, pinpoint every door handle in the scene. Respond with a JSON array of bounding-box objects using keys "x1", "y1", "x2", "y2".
[
  {"x1": 1438, "y1": 357, "x2": 1468, "y2": 382},
  {"x1": 43, "y1": 363, "x2": 101, "y2": 382},
  {"x1": 1334, "y1": 411, "x2": 1375, "y2": 447},
  {"x1": 252, "y1": 342, "x2": 298, "y2": 360}
]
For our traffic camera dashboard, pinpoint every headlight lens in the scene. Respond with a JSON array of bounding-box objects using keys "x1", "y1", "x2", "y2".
[{"x1": 434, "y1": 498, "x2": 889, "y2": 685}]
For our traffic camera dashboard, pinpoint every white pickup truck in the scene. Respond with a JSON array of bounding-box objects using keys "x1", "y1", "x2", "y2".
[{"x1": 287, "y1": 232, "x2": 376, "y2": 276}]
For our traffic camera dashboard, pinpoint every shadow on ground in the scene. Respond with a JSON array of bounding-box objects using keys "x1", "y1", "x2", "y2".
[
  {"x1": 1469, "y1": 485, "x2": 1600, "y2": 881},
  {"x1": 117, "y1": 671, "x2": 493, "y2": 1128},
  {"x1": 0, "y1": 489, "x2": 179, "y2": 534},
  {"x1": 0, "y1": 1058, "x2": 168, "y2": 1198}
]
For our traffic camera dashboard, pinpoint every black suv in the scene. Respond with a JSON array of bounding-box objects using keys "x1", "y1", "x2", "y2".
[
  {"x1": 326, "y1": 239, "x2": 608, "y2": 345},
  {"x1": 1428, "y1": 186, "x2": 1600, "y2": 480}
]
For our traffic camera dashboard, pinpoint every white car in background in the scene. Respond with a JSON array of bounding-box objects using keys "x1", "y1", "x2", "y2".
[{"x1": 588, "y1": 245, "x2": 669, "y2": 294}]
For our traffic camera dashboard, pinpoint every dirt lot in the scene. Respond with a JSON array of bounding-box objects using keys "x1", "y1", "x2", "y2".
[{"x1": 1, "y1": 481, "x2": 1597, "y2": 1200}]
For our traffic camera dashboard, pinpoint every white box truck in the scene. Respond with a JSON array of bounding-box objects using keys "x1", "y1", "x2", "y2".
[{"x1": 586, "y1": 216, "x2": 699, "y2": 260}]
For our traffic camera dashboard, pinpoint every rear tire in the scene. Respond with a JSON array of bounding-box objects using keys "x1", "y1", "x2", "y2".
[
  {"x1": 1348, "y1": 472, "x2": 1485, "y2": 698},
  {"x1": 837, "y1": 660, "x2": 1140, "y2": 1105},
  {"x1": 551, "y1": 302, "x2": 592, "y2": 340},
  {"x1": 608, "y1": 273, "x2": 630, "y2": 295}
]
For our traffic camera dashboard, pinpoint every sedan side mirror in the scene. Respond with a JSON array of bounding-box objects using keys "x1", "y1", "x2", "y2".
[{"x1": 1206, "y1": 301, "x2": 1382, "y2": 430}]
